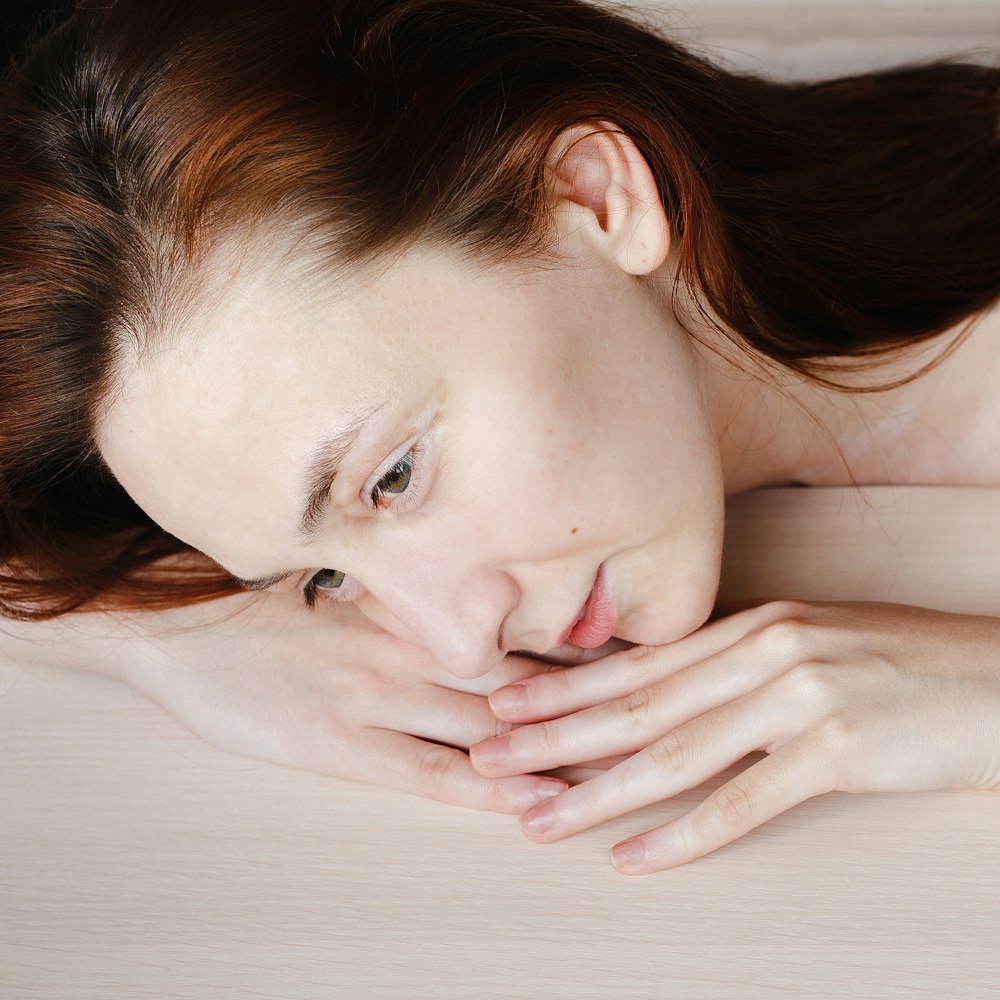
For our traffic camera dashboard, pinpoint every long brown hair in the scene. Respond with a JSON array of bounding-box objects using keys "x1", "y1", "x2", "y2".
[{"x1": 1, "y1": 0, "x2": 998, "y2": 619}]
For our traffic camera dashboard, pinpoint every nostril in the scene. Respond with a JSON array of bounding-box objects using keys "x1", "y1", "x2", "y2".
[
  {"x1": 497, "y1": 612, "x2": 510, "y2": 652},
  {"x1": 442, "y1": 640, "x2": 509, "y2": 679}
]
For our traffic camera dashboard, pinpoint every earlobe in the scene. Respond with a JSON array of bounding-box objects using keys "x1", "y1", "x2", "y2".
[{"x1": 545, "y1": 121, "x2": 670, "y2": 275}]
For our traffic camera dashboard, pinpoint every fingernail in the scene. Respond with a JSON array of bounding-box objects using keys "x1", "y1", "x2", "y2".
[
  {"x1": 490, "y1": 683, "x2": 528, "y2": 715},
  {"x1": 520, "y1": 799, "x2": 556, "y2": 837},
  {"x1": 529, "y1": 778, "x2": 567, "y2": 805},
  {"x1": 611, "y1": 838, "x2": 646, "y2": 870},
  {"x1": 470, "y1": 734, "x2": 510, "y2": 766}
]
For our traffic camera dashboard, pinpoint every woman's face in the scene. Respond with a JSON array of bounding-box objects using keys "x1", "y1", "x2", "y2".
[{"x1": 99, "y1": 240, "x2": 726, "y2": 678}]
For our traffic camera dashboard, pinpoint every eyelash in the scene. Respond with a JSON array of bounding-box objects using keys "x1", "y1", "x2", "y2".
[
  {"x1": 369, "y1": 451, "x2": 413, "y2": 509},
  {"x1": 300, "y1": 575, "x2": 328, "y2": 610},
  {"x1": 300, "y1": 442, "x2": 424, "y2": 610}
]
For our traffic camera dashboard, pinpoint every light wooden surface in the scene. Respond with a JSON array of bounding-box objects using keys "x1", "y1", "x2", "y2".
[
  {"x1": 5, "y1": 3, "x2": 1000, "y2": 998},
  {"x1": 669, "y1": 0, "x2": 1000, "y2": 78},
  {"x1": 3, "y1": 486, "x2": 1000, "y2": 1000}
]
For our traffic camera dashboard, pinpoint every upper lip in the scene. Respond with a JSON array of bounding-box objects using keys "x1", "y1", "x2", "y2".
[
  {"x1": 500, "y1": 574, "x2": 597, "y2": 656},
  {"x1": 551, "y1": 570, "x2": 600, "y2": 650},
  {"x1": 554, "y1": 607, "x2": 584, "y2": 649}
]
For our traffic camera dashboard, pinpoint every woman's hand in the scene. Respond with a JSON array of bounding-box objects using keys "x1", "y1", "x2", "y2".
[
  {"x1": 469, "y1": 601, "x2": 1000, "y2": 872},
  {"x1": 110, "y1": 590, "x2": 568, "y2": 813}
]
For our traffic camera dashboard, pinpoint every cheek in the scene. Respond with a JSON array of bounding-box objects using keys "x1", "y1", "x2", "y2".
[
  {"x1": 633, "y1": 556, "x2": 721, "y2": 643},
  {"x1": 355, "y1": 591, "x2": 424, "y2": 645},
  {"x1": 618, "y1": 549, "x2": 721, "y2": 645},
  {"x1": 613, "y1": 480, "x2": 726, "y2": 645}
]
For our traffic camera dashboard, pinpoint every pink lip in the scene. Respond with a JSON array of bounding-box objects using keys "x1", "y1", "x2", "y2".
[{"x1": 563, "y1": 564, "x2": 617, "y2": 649}]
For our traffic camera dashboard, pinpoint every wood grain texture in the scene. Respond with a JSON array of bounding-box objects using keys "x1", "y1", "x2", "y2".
[
  {"x1": 721, "y1": 486, "x2": 1000, "y2": 613},
  {"x1": 4, "y1": 1, "x2": 1000, "y2": 995},
  {"x1": 3, "y1": 486, "x2": 1000, "y2": 999}
]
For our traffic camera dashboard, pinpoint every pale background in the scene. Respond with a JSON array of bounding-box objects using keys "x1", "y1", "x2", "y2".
[
  {"x1": 655, "y1": 0, "x2": 998, "y2": 78},
  {"x1": 3, "y1": 3, "x2": 1000, "y2": 998}
]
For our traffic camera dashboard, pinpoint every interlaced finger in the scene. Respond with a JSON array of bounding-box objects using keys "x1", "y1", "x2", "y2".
[
  {"x1": 610, "y1": 735, "x2": 835, "y2": 873},
  {"x1": 375, "y1": 684, "x2": 518, "y2": 749},
  {"x1": 473, "y1": 622, "x2": 825, "y2": 778},
  {"x1": 356, "y1": 729, "x2": 568, "y2": 815},
  {"x1": 515, "y1": 676, "x2": 814, "y2": 842},
  {"x1": 488, "y1": 602, "x2": 801, "y2": 723}
]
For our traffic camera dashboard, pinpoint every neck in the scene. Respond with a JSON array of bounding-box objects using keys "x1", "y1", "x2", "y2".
[
  {"x1": 687, "y1": 305, "x2": 996, "y2": 495},
  {"x1": 700, "y1": 350, "x2": 859, "y2": 495}
]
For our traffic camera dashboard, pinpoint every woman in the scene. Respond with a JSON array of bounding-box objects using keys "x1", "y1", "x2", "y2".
[{"x1": 1, "y1": 0, "x2": 998, "y2": 875}]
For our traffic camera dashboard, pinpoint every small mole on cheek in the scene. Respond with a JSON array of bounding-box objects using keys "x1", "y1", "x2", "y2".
[{"x1": 571, "y1": 527, "x2": 578, "y2": 534}]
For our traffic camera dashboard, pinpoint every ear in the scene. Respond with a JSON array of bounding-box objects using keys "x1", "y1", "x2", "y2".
[{"x1": 545, "y1": 121, "x2": 670, "y2": 275}]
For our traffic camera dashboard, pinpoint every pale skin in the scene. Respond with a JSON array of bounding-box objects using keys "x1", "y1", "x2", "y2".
[{"x1": 88, "y1": 123, "x2": 1000, "y2": 873}]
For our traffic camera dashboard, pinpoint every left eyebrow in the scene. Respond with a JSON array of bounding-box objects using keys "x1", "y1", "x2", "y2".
[{"x1": 297, "y1": 399, "x2": 387, "y2": 541}]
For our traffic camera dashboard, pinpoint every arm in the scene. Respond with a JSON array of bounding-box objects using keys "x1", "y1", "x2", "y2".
[
  {"x1": 470, "y1": 600, "x2": 1000, "y2": 871},
  {"x1": 0, "y1": 590, "x2": 567, "y2": 813}
]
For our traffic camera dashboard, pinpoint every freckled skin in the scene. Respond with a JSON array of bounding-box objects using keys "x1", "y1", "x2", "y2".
[
  {"x1": 89, "y1": 120, "x2": 1000, "y2": 867},
  {"x1": 98, "y1": 243, "x2": 725, "y2": 678},
  {"x1": 97, "y1": 125, "x2": 774, "y2": 679}
]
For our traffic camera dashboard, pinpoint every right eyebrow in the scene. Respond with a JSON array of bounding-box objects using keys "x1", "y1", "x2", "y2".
[{"x1": 231, "y1": 400, "x2": 388, "y2": 593}]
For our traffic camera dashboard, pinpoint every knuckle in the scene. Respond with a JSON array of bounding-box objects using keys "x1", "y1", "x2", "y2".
[
  {"x1": 415, "y1": 745, "x2": 457, "y2": 788},
  {"x1": 663, "y1": 821, "x2": 697, "y2": 860},
  {"x1": 626, "y1": 644, "x2": 668, "y2": 688},
  {"x1": 780, "y1": 660, "x2": 837, "y2": 707},
  {"x1": 648, "y1": 730, "x2": 688, "y2": 775},
  {"x1": 483, "y1": 777, "x2": 517, "y2": 810},
  {"x1": 548, "y1": 667, "x2": 576, "y2": 703},
  {"x1": 768, "y1": 599, "x2": 813, "y2": 617},
  {"x1": 755, "y1": 616, "x2": 815, "y2": 661},
  {"x1": 812, "y1": 713, "x2": 856, "y2": 759},
  {"x1": 742, "y1": 599, "x2": 804, "y2": 630},
  {"x1": 535, "y1": 720, "x2": 563, "y2": 758},
  {"x1": 621, "y1": 685, "x2": 654, "y2": 725},
  {"x1": 710, "y1": 782, "x2": 756, "y2": 829},
  {"x1": 627, "y1": 643, "x2": 659, "y2": 665},
  {"x1": 525, "y1": 666, "x2": 574, "y2": 707}
]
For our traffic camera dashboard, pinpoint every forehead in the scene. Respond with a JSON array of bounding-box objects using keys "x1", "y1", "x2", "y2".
[
  {"x1": 97, "y1": 240, "x2": 573, "y2": 572},
  {"x1": 96, "y1": 245, "x2": 411, "y2": 568}
]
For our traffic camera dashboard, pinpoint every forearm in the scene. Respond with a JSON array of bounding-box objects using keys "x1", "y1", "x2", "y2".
[
  {"x1": 0, "y1": 588, "x2": 570, "y2": 814},
  {"x1": 0, "y1": 609, "x2": 157, "y2": 679},
  {"x1": 0, "y1": 595, "x2": 256, "y2": 681}
]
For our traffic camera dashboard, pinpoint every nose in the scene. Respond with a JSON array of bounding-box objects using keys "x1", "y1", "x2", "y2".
[{"x1": 373, "y1": 565, "x2": 520, "y2": 679}]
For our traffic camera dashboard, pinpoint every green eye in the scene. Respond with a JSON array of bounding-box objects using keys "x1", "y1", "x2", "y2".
[
  {"x1": 371, "y1": 452, "x2": 412, "y2": 505},
  {"x1": 311, "y1": 568, "x2": 346, "y2": 590}
]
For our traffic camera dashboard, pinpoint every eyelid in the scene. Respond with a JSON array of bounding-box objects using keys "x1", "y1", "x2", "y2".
[
  {"x1": 363, "y1": 432, "x2": 431, "y2": 514},
  {"x1": 301, "y1": 412, "x2": 438, "y2": 610},
  {"x1": 299, "y1": 569, "x2": 364, "y2": 608}
]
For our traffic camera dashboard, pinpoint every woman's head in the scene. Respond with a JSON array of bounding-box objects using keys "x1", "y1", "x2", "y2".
[
  {"x1": 2, "y1": 0, "x2": 997, "y2": 639},
  {"x1": 0, "y1": 0, "x2": 724, "y2": 626},
  {"x1": 96, "y1": 139, "x2": 726, "y2": 672}
]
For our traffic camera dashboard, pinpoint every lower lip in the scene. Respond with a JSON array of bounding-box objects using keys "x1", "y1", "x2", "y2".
[{"x1": 566, "y1": 564, "x2": 617, "y2": 649}]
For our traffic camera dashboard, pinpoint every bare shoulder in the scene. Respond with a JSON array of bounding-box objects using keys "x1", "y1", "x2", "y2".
[
  {"x1": 834, "y1": 303, "x2": 1000, "y2": 487},
  {"x1": 905, "y1": 303, "x2": 1000, "y2": 486}
]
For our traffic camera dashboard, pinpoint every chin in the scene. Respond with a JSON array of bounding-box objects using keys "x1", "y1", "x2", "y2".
[{"x1": 619, "y1": 584, "x2": 716, "y2": 647}]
